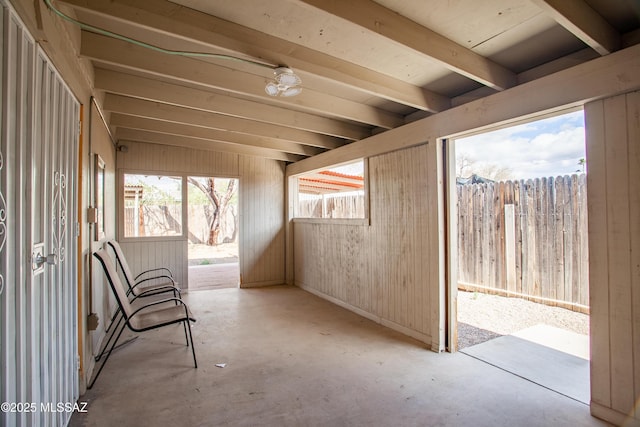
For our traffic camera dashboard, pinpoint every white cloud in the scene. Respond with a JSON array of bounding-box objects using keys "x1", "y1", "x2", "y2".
[{"x1": 456, "y1": 112, "x2": 586, "y2": 180}]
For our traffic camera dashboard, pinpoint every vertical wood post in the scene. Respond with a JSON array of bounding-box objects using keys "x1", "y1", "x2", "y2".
[{"x1": 504, "y1": 203, "x2": 516, "y2": 292}]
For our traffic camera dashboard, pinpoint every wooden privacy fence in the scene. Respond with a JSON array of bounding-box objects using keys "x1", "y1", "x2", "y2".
[
  {"x1": 124, "y1": 205, "x2": 182, "y2": 237},
  {"x1": 457, "y1": 174, "x2": 589, "y2": 313},
  {"x1": 298, "y1": 194, "x2": 365, "y2": 219}
]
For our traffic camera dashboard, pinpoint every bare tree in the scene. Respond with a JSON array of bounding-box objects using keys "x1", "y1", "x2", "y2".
[
  {"x1": 456, "y1": 154, "x2": 476, "y2": 178},
  {"x1": 187, "y1": 177, "x2": 236, "y2": 245},
  {"x1": 456, "y1": 153, "x2": 513, "y2": 181}
]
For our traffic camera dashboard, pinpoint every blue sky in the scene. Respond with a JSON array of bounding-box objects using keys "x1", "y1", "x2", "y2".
[{"x1": 455, "y1": 110, "x2": 586, "y2": 180}]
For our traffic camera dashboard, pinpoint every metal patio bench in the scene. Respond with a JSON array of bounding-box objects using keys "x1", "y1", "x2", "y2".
[{"x1": 89, "y1": 249, "x2": 197, "y2": 389}]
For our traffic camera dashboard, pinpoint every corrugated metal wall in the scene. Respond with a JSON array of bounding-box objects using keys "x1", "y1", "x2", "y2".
[{"x1": 0, "y1": 2, "x2": 79, "y2": 425}]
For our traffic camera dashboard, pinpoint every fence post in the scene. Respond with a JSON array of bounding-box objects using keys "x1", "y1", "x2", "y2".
[{"x1": 505, "y1": 204, "x2": 517, "y2": 291}]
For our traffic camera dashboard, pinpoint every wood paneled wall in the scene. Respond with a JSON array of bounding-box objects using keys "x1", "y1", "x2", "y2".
[
  {"x1": 116, "y1": 141, "x2": 285, "y2": 288},
  {"x1": 239, "y1": 156, "x2": 286, "y2": 286},
  {"x1": 293, "y1": 144, "x2": 440, "y2": 347},
  {"x1": 112, "y1": 239, "x2": 188, "y2": 287},
  {"x1": 586, "y1": 90, "x2": 640, "y2": 425},
  {"x1": 117, "y1": 141, "x2": 240, "y2": 176}
]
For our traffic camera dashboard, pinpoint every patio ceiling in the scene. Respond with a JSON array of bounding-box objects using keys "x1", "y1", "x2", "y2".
[{"x1": 53, "y1": 0, "x2": 640, "y2": 163}]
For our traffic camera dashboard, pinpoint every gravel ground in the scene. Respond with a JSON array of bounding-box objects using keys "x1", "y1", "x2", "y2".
[{"x1": 457, "y1": 290, "x2": 589, "y2": 349}]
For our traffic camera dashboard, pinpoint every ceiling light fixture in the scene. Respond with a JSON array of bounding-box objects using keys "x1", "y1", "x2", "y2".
[{"x1": 265, "y1": 67, "x2": 303, "y2": 97}]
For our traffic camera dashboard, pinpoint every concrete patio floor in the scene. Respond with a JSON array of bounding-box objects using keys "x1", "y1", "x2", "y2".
[{"x1": 70, "y1": 286, "x2": 606, "y2": 427}]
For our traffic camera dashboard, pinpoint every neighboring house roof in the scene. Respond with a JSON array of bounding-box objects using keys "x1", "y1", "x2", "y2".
[
  {"x1": 299, "y1": 170, "x2": 365, "y2": 194},
  {"x1": 456, "y1": 174, "x2": 494, "y2": 185}
]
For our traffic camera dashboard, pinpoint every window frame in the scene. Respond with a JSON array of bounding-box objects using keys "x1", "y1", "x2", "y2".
[
  {"x1": 291, "y1": 158, "x2": 370, "y2": 224},
  {"x1": 118, "y1": 169, "x2": 188, "y2": 242}
]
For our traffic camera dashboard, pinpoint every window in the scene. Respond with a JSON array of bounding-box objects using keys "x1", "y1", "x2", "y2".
[
  {"x1": 123, "y1": 174, "x2": 183, "y2": 238},
  {"x1": 295, "y1": 160, "x2": 367, "y2": 219}
]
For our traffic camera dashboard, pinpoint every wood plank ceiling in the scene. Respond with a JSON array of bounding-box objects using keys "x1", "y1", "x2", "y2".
[{"x1": 53, "y1": 0, "x2": 640, "y2": 163}]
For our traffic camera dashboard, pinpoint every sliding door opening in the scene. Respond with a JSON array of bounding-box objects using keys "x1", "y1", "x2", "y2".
[
  {"x1": 447, "y1": 109, "x2": 591, "y2": 404},
  {"x1": 187, "y1": 176, "x2": 239, "y2": 290}
]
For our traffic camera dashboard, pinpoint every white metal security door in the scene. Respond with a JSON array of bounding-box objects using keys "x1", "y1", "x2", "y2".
[{"x1": 0, "y1": 2, "x2": 79, "y2": 426}]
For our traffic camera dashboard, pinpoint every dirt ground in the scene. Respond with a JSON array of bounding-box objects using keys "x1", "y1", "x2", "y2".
[{"x1": 188, "y1": 242, "x2": 239, "y2": 265}]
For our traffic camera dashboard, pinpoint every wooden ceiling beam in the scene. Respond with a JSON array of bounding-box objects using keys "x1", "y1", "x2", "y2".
[
  {"x1": 110, "y1": 114, "x2": 324, "y2": 157},
  {"x1": 95, "y1": 69, "x2": 369, "y2": 141},
  {"x1": 80, "y1": 31, "x2": 404, "y2": 129},
  {"x1": 296, "y1": 0, "x2": 517, "y2": 91},
  {"x1": 58, "y1": 0, "x2": 450, "y2": 112},
  {"x1": 531, "y1": 0, "x2": 621, "y2": 56},
  {"x1": 116, "y1": 128, "x2": 304, "y2": 162},
  {"x1": 103, "y1": 94, "x2": 345, "y2": 149}
]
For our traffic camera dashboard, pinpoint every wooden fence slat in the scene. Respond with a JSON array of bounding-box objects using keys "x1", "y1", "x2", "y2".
[
  {"x1": 497, "y1": 181, "x2": 505, "y2": 291},
  {"x1": 514, "y1": 180, "x2": 523, "y2": 294},
  {"x1": 567, "y1": 174, "x2": 576, "y2": 303},
  {"x1": 553, "y1": 176, "x2": 564, "y2": 303},
  {"x1": 546, "y1": 177, "x2": 551, "y2": 300},
  {"x1": 578, "y1": 173, "x2": 589, "y2": 307},
  {"x1": 562, "y1": 175, "x2": 572, "y2": 303},
  {"x1": 466, "y1": 184, "x2": 474, "y2": 284},
  {"x1": 533, "y1": 178, "x2": 542, "y2": 298},
  {"x1": 472, "y1": 184, "x2": 478, "y2": 284},
  {"x1": 505, "y1": 203, "x2": 516, "y2": 292},
  {"x1": 492, "y1": 183, "x2": 498, "y2": 289}
]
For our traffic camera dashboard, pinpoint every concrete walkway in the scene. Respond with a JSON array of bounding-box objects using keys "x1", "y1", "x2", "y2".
[{"x1": 462, "y1": 325, "x2": 590, "y2": 404}]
